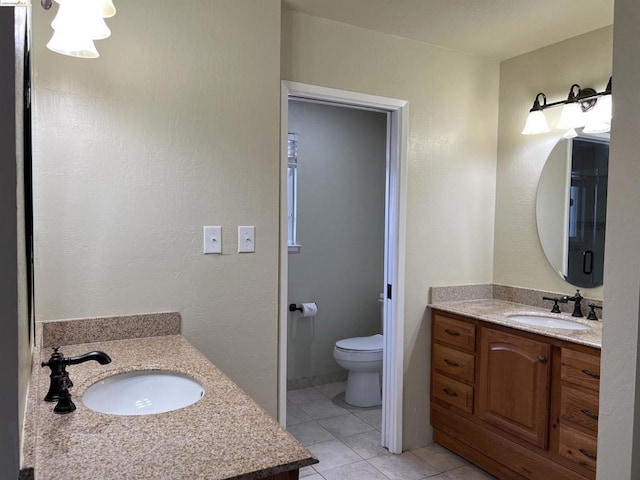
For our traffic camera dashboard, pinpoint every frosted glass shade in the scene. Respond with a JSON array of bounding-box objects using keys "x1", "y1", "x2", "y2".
[
  {"x1": 521, "y1": 110, "x2": 550, "y2": 135},
  {"x1": 100, "y1": 0, "x2": 116, "y2": 18},
  {"x1": 557, "y1": 102, "x2": 585, "y2": 129},
  {"x1": 47, "y1": 29, "x2": 99, "y2": 58},
  {"x1": 52, "y1": 1, "x2": 111, "y2": 39}
]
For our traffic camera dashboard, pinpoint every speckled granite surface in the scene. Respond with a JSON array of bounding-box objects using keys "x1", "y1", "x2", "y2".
[
  {"x1": 430, "y1": 284, "x2": 602, "y2": 315},
  {"x1": 24, "y1": 321, "x2": 316, "y2": 479},
  {"x1": 40, "y1": 312, "x2": 181, "y2": 347},
  {"x1": 430, "y1": 298, "x2": 602, "y2": 349}
]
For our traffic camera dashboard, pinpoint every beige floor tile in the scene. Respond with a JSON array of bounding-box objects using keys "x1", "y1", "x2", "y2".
[
  {"x1": 444, "y1": 464, "x2": 498, "y2": 480},
  {"x1": 340, "y1": 430, "x2": 390, "y2": 460},
  {"x1": 315, "y1": 381, "x2": 346, "y2": 399},
  {"x1": 368, "y1": 451, "x2": 440, "y2": 480},
  {"x1": 352, "y1": 407, "x2": 383, "y2": 430},
  {"x1": 288, "y1": 387, "x2": 327, "y2": 405},
  {"x1": 298, "y1": 465, "x2": 318, "y2": 478},
  {"x1": 298, "y1": 398, "x2": 350, "y2": 420},
  {"x1": 287, "y1": 420, "x2": 335, "y2": 446},
  {"x1": 411, "y1": 443, "x2": 467, "y2": 472},
  {"x1": 322, "y1": 460, "x2": 389, "y2": 480},
  {"x1": 308, "y1": 439, "x2": 363, "y2": 473},
  {"x1": 317, "y1": 413, "x2": 375, "y2": 438},
  {"x1": 287, "y1": 404, "x2": 313, "y2": 426}
]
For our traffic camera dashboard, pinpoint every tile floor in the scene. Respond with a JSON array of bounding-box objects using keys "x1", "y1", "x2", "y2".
[{"x1": 287, "y1": 382, "x2": 497, "y2": 480}]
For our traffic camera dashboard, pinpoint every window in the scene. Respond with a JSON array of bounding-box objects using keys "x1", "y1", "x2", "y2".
[{"x1": 287, "y1": 133, "x2": 300, "y2": 252}]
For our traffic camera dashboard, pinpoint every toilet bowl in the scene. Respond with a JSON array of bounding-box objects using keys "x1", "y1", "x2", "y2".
[{"x1": 333, "y1": 334, "x2": 383, "y2": 407}]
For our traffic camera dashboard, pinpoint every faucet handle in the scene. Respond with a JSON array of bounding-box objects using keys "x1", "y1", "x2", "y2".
[
  {"x1": 587, "y1": 304, "x2": 603, "y2": 321},
  {"x1": 542, "y1": 296, "x2": 562, "y2": 313}
]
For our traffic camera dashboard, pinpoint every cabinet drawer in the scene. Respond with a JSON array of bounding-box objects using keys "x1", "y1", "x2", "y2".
[
  {"x1": 561, "y1": 385, "x2": 599, "y2": 432},
  {"x1": 433, "y1": 314, "x2": 476, "y2": 352},
  {"x1": 561, "y1": 349, "x2": 601, "y2": 391},
  {"x1": 559, "y1": 424, "x2": 598, "y2": 471},
  {"x1": 432, "y1": 372, "x2": 473, "y2": 413},
  {"x1": 433, "y1": 343, "x2": 475, "y2": 383}
]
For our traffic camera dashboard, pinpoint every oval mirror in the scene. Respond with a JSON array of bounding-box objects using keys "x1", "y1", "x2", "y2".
[{"x1": 536, "y1": 131, "x2": 609, "y2": 288}]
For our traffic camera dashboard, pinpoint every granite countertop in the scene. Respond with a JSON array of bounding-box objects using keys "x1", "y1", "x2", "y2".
[
  {"x1": 24, "y1": 323, "x2": 316, "y2": 479},
  {"x1": 430, "y1": 298, "x2": 602, "y2": 349}
]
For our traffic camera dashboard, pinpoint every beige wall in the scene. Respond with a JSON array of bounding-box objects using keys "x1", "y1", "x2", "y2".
[
  {"x1": 283, "y1": 11, "x2": 500, "y2": 448},
  {"x1": 32, "y1": 0, "x2": 282, "y2": 414},
  {"x1": 495, "y1": 26, "x2": 613, "y2": 299},
  {"x1": 599, "y1": 0, "x2": 640, "y2": 476}
]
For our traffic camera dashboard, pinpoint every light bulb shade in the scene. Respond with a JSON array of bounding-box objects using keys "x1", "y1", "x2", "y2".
[
  {"x1": 47, "y1": 29, "x2": 99, "y2": 58},
  {"x1": 582, "y1": 121, "x2": 610, "y2": 134},
  {"x1": 100, "y1": 0, "x2": 116, "y2": 18},
  {"x1": 593, "y1": 95, "x2": 612, "y2": 124},
  {"x1": 557, "y1": 102, "x2": 585, "y2": 129},
  {"x1": 52, "y1": 0, "x2": 111, "y2": 39},
  {"x1": 521, "y1": 110, "x2": 550, "y2": 135}
]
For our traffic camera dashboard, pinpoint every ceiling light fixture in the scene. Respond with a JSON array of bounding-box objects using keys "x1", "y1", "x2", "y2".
[
  {"x1": 41, "y1": 0, "x2": 116, "y2": 59},
  {"x1": 521, "y1": 77, "x2": 612, "y2": 135}
]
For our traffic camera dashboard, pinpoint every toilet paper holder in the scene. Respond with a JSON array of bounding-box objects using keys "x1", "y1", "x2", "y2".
[{"x1": 289, "y1": 303, "x2": 318, "y2": 312}]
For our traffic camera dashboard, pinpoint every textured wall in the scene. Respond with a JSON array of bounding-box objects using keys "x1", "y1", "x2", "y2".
[
  {"x1": 598, "y1": 0, "x2": 640, "y2": 476},
  {"x1": 282, "y1": 11, "x2": 500, "y2": 448},
  {"x1": 495, "y1": 26, "x2": 613, "y2": 299},
  {"x1": 287, "y1": 100, "x2": 386, "y2": 382},
  {"x1": 31, "y1": 0, "x2": 281, "y2": 413}
]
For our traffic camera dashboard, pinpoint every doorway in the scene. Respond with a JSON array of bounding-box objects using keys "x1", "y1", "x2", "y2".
[{"x1": 279, "y1": 81, "x2": 408, "y2": 454}]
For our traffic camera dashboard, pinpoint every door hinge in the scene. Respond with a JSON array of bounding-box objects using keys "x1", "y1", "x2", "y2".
[{"x1": 387, "y1": 284, "x2": 392, "y2": 300}]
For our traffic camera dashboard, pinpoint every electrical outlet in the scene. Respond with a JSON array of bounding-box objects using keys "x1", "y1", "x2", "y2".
[{"x1": 203, "y1": 226, "x2": 222, "y2": 254}]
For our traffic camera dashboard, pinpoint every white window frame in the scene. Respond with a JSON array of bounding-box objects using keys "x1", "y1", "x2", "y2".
[{"x1": 287, "y1": 133, "x2": 301, "y2": 252}]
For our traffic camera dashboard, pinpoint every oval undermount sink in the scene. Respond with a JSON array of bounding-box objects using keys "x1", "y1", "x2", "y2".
[
  {"x1": 507, "y1": 314, "x2": 591, "y2": 331},
  {"x1": 83, "y1": 370, "x2": 204, "y2": 416}
]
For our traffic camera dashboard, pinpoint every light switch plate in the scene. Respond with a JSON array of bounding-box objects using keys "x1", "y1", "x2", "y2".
[
  {"x1": 238, "y1": 226, "x2": 255, "y2": 253},
  {"x1": 203, "y1": 226, "x2": 222, "y2": 254}
]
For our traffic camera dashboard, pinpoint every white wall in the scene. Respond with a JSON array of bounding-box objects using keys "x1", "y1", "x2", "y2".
[
  {"x1": 32, "y1": 0, "x2": 282, "y2": 414},
  {"x1": 287, "y1": 100, "x2": 386, "y2": 382},
  {"x1": 282, "y1": 11, "x2": 500, "y2": 448},
  {"x1": 598, "y1": 0, "x2": 640, "y2": 477},
  {"x1": 495, "y1": 26, "x2": 613, "y2": 299}
]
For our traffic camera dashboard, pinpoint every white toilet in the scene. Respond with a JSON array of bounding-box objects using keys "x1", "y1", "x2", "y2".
[{"x1": 333, "y1": 333, "x2": 383, "y2": 407}]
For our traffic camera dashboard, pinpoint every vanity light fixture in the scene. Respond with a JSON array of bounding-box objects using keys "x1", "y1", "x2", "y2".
[
  {"x1": 41, "y1": 0, "x2": 116, "y2": 59},
  {"x1": 522, "y1": 77, "x2": 612, "y2": 135}
]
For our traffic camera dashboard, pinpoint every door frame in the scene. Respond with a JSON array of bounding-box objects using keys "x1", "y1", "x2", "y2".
[{"x1": 279, "y1": 80, "x2": 408, "y2": 454}]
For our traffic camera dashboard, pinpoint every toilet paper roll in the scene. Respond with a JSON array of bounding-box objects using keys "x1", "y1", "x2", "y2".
[{"x1": 300, "y1": 302, "x2": 318, "y2": 317}]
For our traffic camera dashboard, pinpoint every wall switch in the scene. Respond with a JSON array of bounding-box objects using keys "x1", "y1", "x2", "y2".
[
  {"x1": 238, "y1": 226, "x2": 255, "y2": 253},
  {"x1": 203, "y1": 226, "x2": 222, "y2": 254}
]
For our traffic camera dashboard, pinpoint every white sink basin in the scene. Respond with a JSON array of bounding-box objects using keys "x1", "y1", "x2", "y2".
[
  {"x1": 83, "y1": 370, "x2": 204, "y2": 416},
  {"x1": 507, "y1": 314, "x2": 591, "y2": 331}
]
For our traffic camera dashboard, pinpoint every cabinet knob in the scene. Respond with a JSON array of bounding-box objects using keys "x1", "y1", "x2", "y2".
[
  {"x1": 444, "y1": 329, "x2": 460, "y2": 337},
  {"x1": 538, "y1": 356, "x2": 547, "y2": 364},
  {"x1": 444, "y1": 359, "x2": 460, "y2": 367}
]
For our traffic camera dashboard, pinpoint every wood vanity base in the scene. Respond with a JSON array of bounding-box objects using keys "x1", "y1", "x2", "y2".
[{"x1": 431, "y1": 309, "x2": 600, "y2": 480}]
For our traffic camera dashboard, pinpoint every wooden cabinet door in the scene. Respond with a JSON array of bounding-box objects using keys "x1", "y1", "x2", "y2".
[{"x1": 477, "y1": 327, "x2": 551, "y2": 449}]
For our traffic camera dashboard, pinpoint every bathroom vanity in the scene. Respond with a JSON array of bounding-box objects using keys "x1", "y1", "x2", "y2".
[
  {"x1": 21, "y1": 314, "x2": 316, "y2": 480},
  {"x1": 430, "y1": 300, "x2": 601, "y2": 480}
]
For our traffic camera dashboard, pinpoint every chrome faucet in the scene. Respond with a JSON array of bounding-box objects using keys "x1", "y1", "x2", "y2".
[
  {"x1": 562, "y1": 289, "x2": 584, "y2": 318},
  {"x1": 41, "y1": 347, "x2": 112, "y2": 414}
]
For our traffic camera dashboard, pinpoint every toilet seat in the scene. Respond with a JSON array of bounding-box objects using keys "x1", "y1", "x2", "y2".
[{"x1": 335, "y1": 334, "x2": 383, "y2": 353}]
